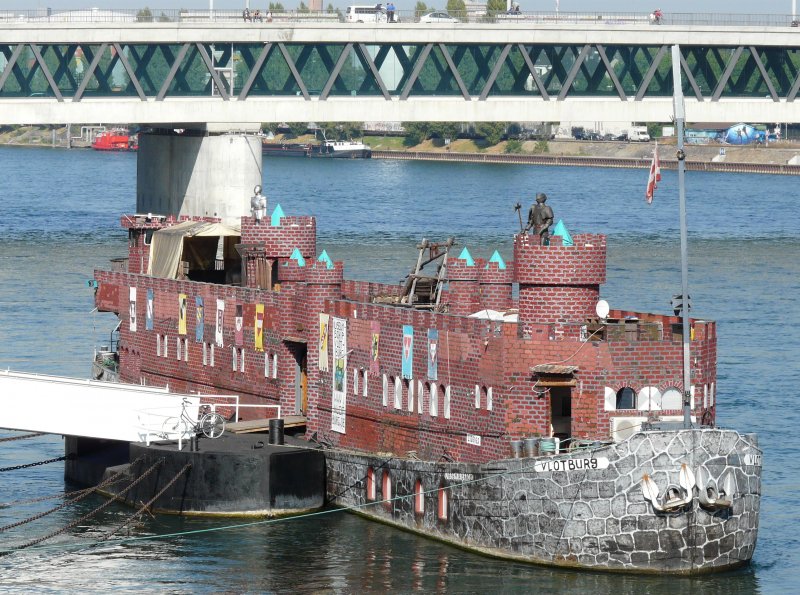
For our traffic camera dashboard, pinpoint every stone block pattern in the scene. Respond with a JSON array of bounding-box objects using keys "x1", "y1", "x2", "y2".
[{"x1": 325, "y1": 429, "x2": 761, "y2": 573}]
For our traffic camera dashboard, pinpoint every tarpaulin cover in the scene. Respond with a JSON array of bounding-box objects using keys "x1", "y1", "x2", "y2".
[{"x1": 147, "y1": 220, "x2": 240, "y2": 279}]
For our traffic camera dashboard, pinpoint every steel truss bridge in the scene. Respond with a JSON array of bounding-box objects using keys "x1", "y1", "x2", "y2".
[{"x1": 2, "y1": 22, "x2": 800, "y2": 125}]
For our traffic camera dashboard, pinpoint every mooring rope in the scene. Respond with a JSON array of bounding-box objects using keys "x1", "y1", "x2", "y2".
[
  {"x1": 0, "y1": 433, "x2": 45, "y2": 443},
  {"x1": 100, "y1": 463, "x2": 192, "y2": 542},
  {"x1": 6, "y1": 458, "x2": 164, "y2": 553},
  {"x1": 0, "y1": 455, "x2": 70, "y2": 473},
  {"x1": 0, "y1": 457, "x2": 145, "y2": 533}
]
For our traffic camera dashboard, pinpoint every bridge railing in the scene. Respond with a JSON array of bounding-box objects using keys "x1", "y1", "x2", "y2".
[{"x1": 0, "y1": 9, "x2": 798, "y2": 27}]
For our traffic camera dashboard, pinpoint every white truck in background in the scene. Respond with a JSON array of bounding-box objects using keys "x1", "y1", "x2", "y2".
[{"x1": 628, "y1": 126, "x2": 651, "y2": 141}]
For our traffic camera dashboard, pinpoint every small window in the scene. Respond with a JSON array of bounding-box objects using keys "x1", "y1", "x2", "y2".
[
  {"x1": 272, "y1": 353, "x2": 278, "y2": 378},
  {"x1": 662, "y1": 388, "x2": 682, "y2": 410},
  {"x1": 443, "y1": 385, "x2": 451, "y2": 419},
  {"x1": 239, "y1": 348, "x2": 245, "y2": 373},
  {"x1": 393, "y1": 376, "x2": 402, "y2": 410},
  {"x1": 429, "y1": 382, "x2": 438, "y2": 417},
  {"x1": 232, "y1": 347, "x2": 238, "y2": 371},
  {"x1": 210, "y1": 344, "x2": 215, "y2": 367},
  {"x1": 176, "y1": 337, "x2": 182, "y2": 361},
  {"x1": 407, "y1": 380, "x2": 414, "y2": 412},
  {"x1": 382, "y1": 374, "x2": 388, "y2": 406},
  {"x1": 703, "y1": 384, "x2": 708, "y2": 408},
  {"x1": 362, "y1": 370, "x2": 368, "y2": 397},
  {"x1": 366, "y1": 467, "x2": 376, "y2": 501},
  {"x1": 616, "y1": 387, "x2": 636, "y2": 410},
  {"x1": 264, "y1": 352, "x2": 270, "y2": 377},
  {"x1": 203, "y1": 342, "x2": 208, "y2": 366},
  {"x1": 382, "y1": 471, "x2": 392, "y2": 510},
  {"x1": 487, "y1": 387, "x2": 493, "y2": 411},
  {"x1": 414, "y1": 479, "x2": 424, "y2": 515},
  {"x1": 183, "y1": 338, "x2": 189, "y2": 362},
  {"x1": 353, "y1": 369, "x2": 359, "y2": 395},
  {"x1": 710, "y1": 382, "x2": 715, "y2": 407},
  {"x1": 474, "y1": 385, "x2": 480, "y2": 409},
  {"x1": 417, "y1": 380, "x2": 424, "y2": 414},
  {"x1": 144, "y1": 229, "x2": 154, "y2": 245},
  {"x1": 163, "y1": 335, "x2": 168, "y2": 358},
  {"x1": 156, "y1": 334, "x2": 162, "y2": 357},
  {"x1": 437, "y1": 486, "x2": 448, "y2": 520}
]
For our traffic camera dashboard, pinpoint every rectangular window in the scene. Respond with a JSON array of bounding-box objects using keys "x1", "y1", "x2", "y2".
[
  {"x1": 176, "y1": 337, "x2": 181, "y2": 361},
  {"x1": 444, "y1": 386, "x2": 451, "y2": 419},
  {"x1": 203, "y1": 342, "x2": 208, "y2": 366},
  {"x1": 430, "y1": 383, "x2": 438, "y2": 417},
  {"x1": 264, "y1": 352, "x2": 270, "y2": 378},
  {"x1": 407, "y1": 380, "x2": 414, "y2": 412},
  {"x1": 703, "y1": 384, "x2": 708, "y2": 408},
  {"x1": 184, "y1": 338, "x2": 189, "y2": 362},
  {"x1": 232, "y1": 347, "x2": 237, "y2": 371},
  {"x1": 394, "y1": 377, "x2": 402, "y2": 410},
  {"x1": 157, "y1": 334, "x2": 162, "y2": 357},
  {"x1": 353, "y1": 369, "x2": 359, "y2": 395},
  {"x1": 487, "y1": 387, "x2": 493, "y2": 411},
  {"x1": 239, "y1": 348, "x2": 245, "y2": 373},
  {"x1": 210, "y1": 344, "x2": 215, "y2": 367},
  {"x1": 163, "y1": 335, "x2": 168, "y2": 359},
  {"x1": 362, "y1": 370, "x2": 368, "y2": 397},
  {"x1": 272, "y1": 353, "x2": 278, "y2": 378},
  {"x1": 382, "y1": 374, "x2": 388, "y2": 407},
  {"x1": 710, "y1": 382, "x2": 715, "y2": 407},
  {"x1": 475, "y1": 384, "x2": 480, "y2": 409},
  {"x1": 417, "y1": 380, "x2": 424, "y2": 414}
]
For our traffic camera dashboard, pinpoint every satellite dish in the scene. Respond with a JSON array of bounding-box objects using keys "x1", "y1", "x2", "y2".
[{"x1": 595, "y1": 299, "x2": 610, "y2": 319}]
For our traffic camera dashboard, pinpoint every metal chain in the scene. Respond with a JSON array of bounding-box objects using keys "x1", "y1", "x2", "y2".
[
  {"x1": 0, "y1": 433, "x2": 45, "y2": 443},
  {"x1": 0, "y1": 455, "x2": 69, "y2": 473},
  {"x1": 12, "y1": 458, "x2": 165, "y2": 552},
  {"x1": 0, "y1": 456, "x2": 146, "y2": 533},
  {"x1": 100, "y1": 462, "x2": 192, "y2": 542}
]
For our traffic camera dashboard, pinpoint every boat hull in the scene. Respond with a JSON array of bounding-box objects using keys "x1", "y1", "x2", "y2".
[{"x1": 325, "y1": 428, "x2": 761, "y2": 574}]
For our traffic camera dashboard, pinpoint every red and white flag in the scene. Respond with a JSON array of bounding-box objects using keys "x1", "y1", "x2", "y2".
[{"x1": 645, "y1": 141, "x2": 661, "y2": 204}]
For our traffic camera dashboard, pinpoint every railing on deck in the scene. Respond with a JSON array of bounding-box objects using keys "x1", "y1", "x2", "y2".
[{"x1": 0, "y1": 9, "x2": 798, "y2": 28}]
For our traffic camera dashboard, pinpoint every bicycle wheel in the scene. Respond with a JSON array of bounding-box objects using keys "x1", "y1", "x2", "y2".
[
  {"x1": 200, "y1": 412, "x2": 225, "y2": 438},
  {"x1": 161, "y1": 417, "x2": 192, "y2": 439}
]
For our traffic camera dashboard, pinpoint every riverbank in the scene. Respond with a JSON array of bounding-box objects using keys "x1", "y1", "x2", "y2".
[{"x1": 5, "y1": 126, "x2": 800, "y2": 174}]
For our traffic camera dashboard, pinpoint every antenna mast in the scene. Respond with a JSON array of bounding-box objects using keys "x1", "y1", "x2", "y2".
[{"x1": 671, "y1": 45, "x2": 692, "y2": 429}]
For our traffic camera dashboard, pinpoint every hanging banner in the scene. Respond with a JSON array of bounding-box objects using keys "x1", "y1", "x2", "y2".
[
  {"x1": 370, "y1": 321, "x2": 380, "y2": 375},
  {"x1": 255, "y1": 304, "x2": 264, "y2": 352},
  {"x1": 215, "y1": 299, "x2": 225, "y2": 347},
  {"x1": 195, "y1": 296, "x2": 204, "y2": 343},
  {"x1": 145, "y1": 288, "x2": 154, "y2": 331},
  {"x1": 331, "y1": 317, "x2": 347, "y2": 434},
  {"x1": 235, "y1": 304, "x2": 244, "y2": 346},
  {"x1": 427, "y1": 329, "x2": 438, "y2": 381},
  {"x1": 319, "y1": 313, "x2": 330, "y2": 371},
  {"x1": 129, "y1": 287, "x2": 137, "y2": 332},
  {"x1": 402, "y1": 325, "x2": 414, "y2": 379},
  {"x1": 178, "y1": 293, "x2": 188, "y2": 335}
]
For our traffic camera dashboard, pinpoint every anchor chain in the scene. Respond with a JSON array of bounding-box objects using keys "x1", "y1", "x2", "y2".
[
  {"x1": 0, "y1": 455, "x2": 70, "y2": 473},
  {"x1": 100, "y1": 462, "x2": 192, "y2": 542},
  {"x1": 0, "y1": 433, "x2": 45, "y2": 443},
  {"x1": 9, "y1": 458, "x2": 165, "y2": 553},
  {"x1": 0, "y1": 456, "x2": 145, "y2": 533}
]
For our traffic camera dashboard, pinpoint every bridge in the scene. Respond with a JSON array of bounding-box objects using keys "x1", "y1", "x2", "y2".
[{"x1": 2, "y1": 12, "x2": 800, "y2": 125}]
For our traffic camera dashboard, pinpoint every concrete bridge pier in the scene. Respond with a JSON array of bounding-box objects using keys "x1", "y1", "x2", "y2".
[{"x1": 136, "y1": 124, "x2": 263, "y2": 226}]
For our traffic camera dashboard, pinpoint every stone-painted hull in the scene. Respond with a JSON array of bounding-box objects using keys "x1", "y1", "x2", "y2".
[{"x1": 325, "y1": 428, "x2": 761, "y2": 574}]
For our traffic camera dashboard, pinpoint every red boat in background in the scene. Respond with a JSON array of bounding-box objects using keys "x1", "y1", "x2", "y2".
[{"x1": 92, "y1": 129, "x2": 138, "y2": 151}]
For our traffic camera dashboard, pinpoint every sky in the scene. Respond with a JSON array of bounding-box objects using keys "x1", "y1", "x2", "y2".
[{"x1": 4, "y1": 2, "x2": 798, "y2": 15}]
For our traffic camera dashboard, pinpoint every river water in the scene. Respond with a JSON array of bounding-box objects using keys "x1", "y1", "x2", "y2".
[{"x1": 0, "y1": 146, "x2": 798, "y2": 593}]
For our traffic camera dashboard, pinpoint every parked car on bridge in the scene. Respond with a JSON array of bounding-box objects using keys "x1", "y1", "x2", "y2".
[{"x1": 419, "y1": 11, "x2": 459, "y2": 23}]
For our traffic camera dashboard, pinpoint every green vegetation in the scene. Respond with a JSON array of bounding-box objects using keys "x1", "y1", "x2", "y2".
[
  {"x1": 414, "y1": 2, "x2": 428, "y2": 17},
  {"x1": 534, "y1": 140, "x2": 549, "y2": 153},
  {"x1": 475, "y1": 122, "x2": 506, "y2": 145},
  {"x1": 505, "y1": 139, "x2": 522, "y2": 154},
  {"x1": 446, "y1": 0, "x2": 466, "y2": 18}
]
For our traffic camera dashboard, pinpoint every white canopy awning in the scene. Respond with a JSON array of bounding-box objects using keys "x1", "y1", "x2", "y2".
[{"x1": 147, "y1": 220, "x2": 240, "y2": 279}]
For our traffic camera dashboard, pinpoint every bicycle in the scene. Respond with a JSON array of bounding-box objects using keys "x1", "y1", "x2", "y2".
[{"x1": 161, "y1": 398, "x2": 226, "y2": 440}]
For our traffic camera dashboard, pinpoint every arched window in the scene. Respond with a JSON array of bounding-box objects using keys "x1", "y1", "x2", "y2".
[
  {"x1": 406, "y1": 379, "x2": 414, "y2": 412},
  {"x1": 382, "y1": 471, "x2": 392, "y2": 510},
  {"x1": 615, "y1": 387, "x2": 636, "y2": 410},
  {"x1": 394, "y1": 376, "x2": 402, "y2": 409},
  {"x1": 414, "y1": 479, "x2": 424, "y2": 515},
  {"x1": 417, "y1": 380, "x2": 424, "y2": 414},
  {"x1": 443, "y1": 385, "x2": 451, "y2": 419},
  {"x1": 474, "y1": 384, "x2": 481, "y2": 408},
  {"x1": 366, "y1": 467, "x2": 376, "y2": 501},
  {"x1": 661, "y1": 388, "x2": 683, "y2": 410},
  {"x1": 382, "y1": 374, "x2": 388, "y2": 407},
  {"x1": 429, "y1": 382, "x2": 438, "y2": 417},
  {"x1": 437, "y1": 486, "x2": 448, "y2": 520}
]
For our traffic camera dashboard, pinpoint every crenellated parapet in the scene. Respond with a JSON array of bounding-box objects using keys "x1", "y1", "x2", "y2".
[
  {"x1": 446, "y1": 252, "x2": 480, "y2": 316},
  {"x1": 479, "y1": 254, "x2": 514, "y2": 312},
  {"x1": 514, "y1": 232, "x2": 607, "y2": 329},
  {"x1": 240, "y1": 214, "x2": 317, "y2": 262}
]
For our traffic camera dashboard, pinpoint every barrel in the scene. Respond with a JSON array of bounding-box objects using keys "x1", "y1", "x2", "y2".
[
  {"x1": 510, "y1": 440, "x2": 523, "y2": 458},
  {"x1": 268, "y1": 418, "x2": 285, "y2": 445},
  {"x1": 523, "y1": 438, "x2": 539, "y2": 458},
  {"x1": 539, "y1": 437, "x2": 556, "y2": 455}
]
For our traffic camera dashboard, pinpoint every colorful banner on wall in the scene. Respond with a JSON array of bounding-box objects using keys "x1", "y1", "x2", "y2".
[
  {"x1": 370, "y1": 321, "x2": 380, "y2": 375},
  {"x1": 402, "y1": 325, "x2": 414, "y2": 379},
  {"x1": 319, "y1": 313, "x2": 330, "y2": 372},
  {"x1": 145, "y1": 288, "x2": 154, "y2": 331},
  {"x1": 195, "y1": 296, "x2": 204, "y2": 343},
  {"x1": 215, "y1": 299, "x2": 224, "y2": 347},
  {"x1": 235, "y1": 304, "x2": 244, "y2": 346},
  {"x1": 129, "y1": 287, "x2": 137, "y2": 332},
  {"x1": 427, "y1": 329, "x2": 438, "y2": 381},
  {"x1": 255, "y1": 304, "x2": 264, "y2": 352},
  {"x1": 331, "y1": 317, "x2": 347, "y2": 434},
  {"x1": 178, "y1": 293, "x2": 188, "y2": 335}
]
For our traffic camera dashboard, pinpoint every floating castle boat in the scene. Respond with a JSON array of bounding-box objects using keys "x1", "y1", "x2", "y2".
[{"x1": 83, "y1": 126, "x2": 760, "y2": 572}]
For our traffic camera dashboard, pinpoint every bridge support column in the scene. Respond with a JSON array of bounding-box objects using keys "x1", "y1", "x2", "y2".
[{"x1": 136, "y1": 126, "x2": 262, "y2": 226}]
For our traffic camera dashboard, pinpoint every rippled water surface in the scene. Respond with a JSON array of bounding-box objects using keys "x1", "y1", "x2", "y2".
[{"x1": 0, "y1": 147, "x2": 798, "y2": 593}]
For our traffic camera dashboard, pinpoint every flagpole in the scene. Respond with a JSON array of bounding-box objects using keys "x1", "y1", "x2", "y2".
[{"x1": 671, "y1": 45, "x2": 692, "y2": 429}]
